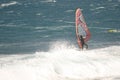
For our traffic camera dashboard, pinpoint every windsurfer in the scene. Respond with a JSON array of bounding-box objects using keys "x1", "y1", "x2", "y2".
[{"x1": 79, "y1": 35, "x2": 88, "y2": 49}]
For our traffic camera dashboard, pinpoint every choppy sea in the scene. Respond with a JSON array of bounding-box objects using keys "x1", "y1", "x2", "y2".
[{"x1": 0, "y1": 0, "x2": 120, "y2": 80}]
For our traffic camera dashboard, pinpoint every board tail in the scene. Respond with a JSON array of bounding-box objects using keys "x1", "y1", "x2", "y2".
[{"x1": 75, "y1": 8, "x2": 91, "y2": 48}]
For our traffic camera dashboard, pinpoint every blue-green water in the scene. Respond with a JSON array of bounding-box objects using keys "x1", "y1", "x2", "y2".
[
  {"x1": 0, "y1": 0, "x2": 119, "y2": 54},
  {"x1": 0, "y1": 0, "x2": 120, "y2": 80}
]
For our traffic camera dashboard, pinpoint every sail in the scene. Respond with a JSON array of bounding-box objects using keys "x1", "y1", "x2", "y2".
[{"x1": 75, "y1": 8, "x2": 91, "y2": 48}]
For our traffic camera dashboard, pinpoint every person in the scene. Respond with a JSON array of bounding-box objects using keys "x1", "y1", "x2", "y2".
[{"x1": 79, "y1": 35, "x2": 88, "y2": 49}]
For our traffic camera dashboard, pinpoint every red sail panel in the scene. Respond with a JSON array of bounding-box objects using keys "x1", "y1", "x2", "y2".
[{"x1": 75, "y1": 8, "x2": 91, "y2": 48}]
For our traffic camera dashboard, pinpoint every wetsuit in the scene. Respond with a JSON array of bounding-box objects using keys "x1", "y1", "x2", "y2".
[{"x1": 79, "y1": 35, "x2": 88, "y2": 49}]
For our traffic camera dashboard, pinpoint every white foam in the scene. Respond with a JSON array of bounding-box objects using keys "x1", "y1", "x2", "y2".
[
  {"x1": 0, "y1": 41, "x2": 120, "y2": 80},
  {"x1": 41, "y1": 0, "x2": 56, "y2": 3},
  {"x1": 0, "y1": 1, "x2": 18, "y2": 8},
  {"x1": 65, "y1": 10, "x2": 74, "y2": 13},
  {"x1": 90, "y1": 6, "x2": 105, "y2": 11}
]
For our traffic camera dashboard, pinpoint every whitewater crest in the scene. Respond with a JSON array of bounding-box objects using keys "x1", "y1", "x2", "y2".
[
  {"x1": 40, "y1": 0, "x2": 56, "y2": 3},
  {"x1": 35, "y1": 42, "x2": 120, "y2": 79},
  {"x1": 0, "y1": 1, "x2": 19, "y2": 8},
  {"x1": 0, "y1": 41, "x2": 120, "y2": 80}
]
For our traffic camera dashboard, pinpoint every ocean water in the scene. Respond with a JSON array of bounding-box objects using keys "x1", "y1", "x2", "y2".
[{"x1": 0, "y1": 0, "x2": 120, "y2": 80}]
